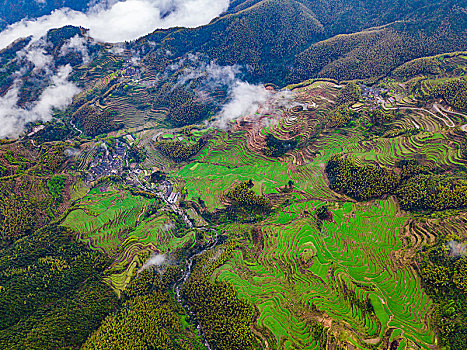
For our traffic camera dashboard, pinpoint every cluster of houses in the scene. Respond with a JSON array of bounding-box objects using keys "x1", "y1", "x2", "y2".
[
  {"x1": 87, "y1": 141, "x2": 127, "y2": 182},
  {"x1": 86, "y1": 137, "x2": 180, "y2": 205},
  {"x1": 360, "y1": 85, "x2": 396, "y2": 106},
  {"x1": 162, "y1": 180, "x2": 179, "y2": 204}
]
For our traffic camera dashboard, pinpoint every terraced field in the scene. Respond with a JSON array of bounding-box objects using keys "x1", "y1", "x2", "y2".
[
  {"x1": 61, "y1": 186, "x2": 199, "y2": 291},
  {"x1": 179, "y1": 123, "x2": 438, "y2": 347},
  {"x1": 215, "y1": 199, "x2": 434, "y2": 349},
  {"x1": 171, "y1": 78, "x2": 467, "y2": 348},
  {"x1": 57, "y1": 74, "x2": 466, "y2": 348}
]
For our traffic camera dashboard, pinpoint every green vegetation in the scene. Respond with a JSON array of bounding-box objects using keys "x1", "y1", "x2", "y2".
[
  {"x1": 154, "y1": 138, "x2": 207, "y2": 162},
  {"x1": 73, "y1": 106, "x2": 121, "y2": 137},
  {"x1": 315, "y1": 205, "x2": 329, "y2": 220},
  {"x1": 424, "y1": 78, "x2": 467, "y2": 110},
  {"x1": 216, "y1": 200, "x2": 433, "y2": 348},
  {"x1": 183, "y1": 245, "x2": 259, "y2": 350},
  {"x1": 0, "y1": 145, "x2": 73, "y2": 247},
  {"x1": 327, "y1": 105, "x2": 357, "y2": 128},
  {"x1": 0, "y1": 225, "x2": 116, "y2": 350},
  {"x1": 128, "y1": 143, "x2": 146, "y2": 163},
  {"x1": 335, "y1": 82, "x2": 361, "y2": 106},
  {"x1": 153, "y1": 85, "x2": 218, "y2": 127},
  {"x1": 1, "y1": 9, "x2": 467, "y2": 348},
  {"x1": 47, "y1": 174, "x2": 66, "y2": 202},
  {"x1": 83, "y1": 269, "x2": 204, "y2": 350},
  {"x1": 327, "y1": 156, "x2": 467, "y2": 212},
  {"x1": 227, "y1": 181, "x2": 269, "y2": 209},
  {"x1": 367, "y1": 108, "x2": 401, "y2": 127},
  {"x1": 396, "y1": 174, "x2": 467, "y2": 211},
  {"x1": 417, "y1": 219, "x2": 467, "y2": 349},
  {"x1": 326, "y1": 155, "x2": 399, "y2": 201},
  {"x1": 392, "y1": 57, "x2": 441, "y2": 79},
  {"x1": 264, "y1": 134, "x2": 297, "y2": 157}
]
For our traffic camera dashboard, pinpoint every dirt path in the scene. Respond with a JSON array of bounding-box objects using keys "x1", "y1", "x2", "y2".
[
  {"x1": 434, "y1": 104, "x2": 467, "y2": 132},
  {"x1": 382, "y1": 103, "x2": 455, "y2": 128},
  {"x1": 432, "y1": 103, "x2": 456, "y2": 127}
]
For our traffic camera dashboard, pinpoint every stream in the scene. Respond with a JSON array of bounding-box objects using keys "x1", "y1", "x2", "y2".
[
  {"x1": 173, "y1": 227, "x2": 220, "y2": 350},
  {"x1": 69, "y1": 118, "x2": 83, "y2": 136},
  {"x1": 134, "y1": 171, "x2": 217, "y2": 348}
]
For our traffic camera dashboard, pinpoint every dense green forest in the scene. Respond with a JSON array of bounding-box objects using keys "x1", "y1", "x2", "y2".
[
  {"x1": 326, "y1": 156, "x2": 467, "y2": 212},
  {"x1": 140, "y1": 0, "x2": 467, "y2": 85},
  {"x1": 0, "y1": 225, "x2": 117, "y2": 349},
  {"x1": 182, "y1": 244, "x2": 260, "y2": 350}
]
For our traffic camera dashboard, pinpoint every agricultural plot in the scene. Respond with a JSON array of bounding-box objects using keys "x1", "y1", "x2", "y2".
[
  {"x1": 55, "y1": 71, "x2": 466, "y2": 348},
  {"x1": 215, "y1": 199, "x2": 434, "y2": 349},
  {"x1": 61, "y1": 187, "x2": 198, "y2": 291},
  {"x1": 171, "y1": 78, "x2": 467, "y2": 348}
]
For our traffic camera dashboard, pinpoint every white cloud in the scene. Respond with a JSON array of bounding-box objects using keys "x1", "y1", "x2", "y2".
[
  {"x1": 175, "y1": 56, "x2": 240, "y2": 87},
  {"x1": 14, "y1": 38, "x2": 52, "y2": 72},
  {"x1": 0, "y1": 65, "x2": 80, "y2": 139},
  {"x1": 213, "y1": 82, "x2": 295, "y2": 129},
  {"x1": 138, "y1": 253, "x2": 166, "y2": 272},
  {"x1": 0, "y1": 0, "x2": 230, "y2": 50},
  {"x1": 33, "y1": 65, "x2": 80, "y2": 118},
  {"x1": 24, "y1": 46, "x2": 53, "y2": 71},
  {"x1": 59, "y1": 34, "x2": 90, "y2": 64}
]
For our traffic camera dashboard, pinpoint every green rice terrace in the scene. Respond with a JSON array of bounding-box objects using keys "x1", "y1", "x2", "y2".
[{"x1": 2, "y1": 51, "x2": 467, "y2": 350}]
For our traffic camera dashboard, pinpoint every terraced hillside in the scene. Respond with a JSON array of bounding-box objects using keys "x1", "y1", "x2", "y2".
[
  {"x1": 7, "y1": 64, "x2": 460, "y2": 349},
  {"x1": 1, "y1": 15, "x2": 467, "y2": 348},
  {"x1": 168, "y1": 74, "x2": 467, "y2": 348}
]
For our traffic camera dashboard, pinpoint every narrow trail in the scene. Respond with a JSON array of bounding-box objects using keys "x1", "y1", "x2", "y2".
[
  {"x1": 434, "y1": 104, "x2": 467, "y2": 132},
  {"x1": 432, "y1": 103, "x2": 456, "y2": 127},
  {"x1": 382, "y1": 103, "x2": 455, "y2": 128}
]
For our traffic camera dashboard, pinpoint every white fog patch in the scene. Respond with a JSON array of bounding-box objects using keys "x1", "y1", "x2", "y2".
[
  {"x1": 59, "y1": 35, "x2": 90, "y2": 64},
  {"x1": 213, "y1": 82, "x2": 296, "y2": 129},
  {"x1": 447, "y1": 240, "x2": 467, "y2": 257},
  {"x1": 162, "y1": 221, "x2": 175, "y2": 232},
  {"x1": 175, "y1": 58, "x2": 241, "y2": 88},
  {"x1": 23, "y1": 46, "x2": 53, "y2": 72},
  {"x1": 31, "y1": 65, "x2": 80, "y2": 118},
  {"x1": 0, "y1": 64, "x2": 80, "y2": 138},
  {"x1": 0, "y1": 0, "x2": 230, "y2": 50},
  {"x1": 138, "y1": 253, "x2": 166, "y2": 273},
  {"x1": 160, "y1": 54, "x2": 297, "y2": 130},
  {"x1": 64, "y1": 148, "x2": 81, "y2": 157}
]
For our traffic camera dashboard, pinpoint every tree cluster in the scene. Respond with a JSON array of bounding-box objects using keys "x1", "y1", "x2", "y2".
[
  {"x1": 83, "y1": 268, "x2": 203, "y2": 350},
  {"x1": 327, "y1": 105, "x2": 357, "y2": 128},
  {"x1": 396, "y1": 174, "x2": 467, "y2": 211},
  {"x1": 0, "y1": 225, "x2": 117, "y2": 349},
  {"x1": 153, "y1": 84, "x2": 218, "y2": 127},
  {"x1": 293, "y1": 19, "x2": 465, "y2": 82},
  {"x1": 326, "y1": 156, "x2": 467, "y2": 212},
  {"x1": 226, "y1": 181, "x2": 269, "y2": 209},
  {"x1": 47, "y1": 174, "x2": 66, "y2": 202},
  {"x1": 418, "y1": 242, "x2": 467, "y2": 349},
  {"x1": 425, "y1": 78, "x2": 467, "y2": 110},
  {"x1": 127, "y1": 143, "x2": 146, "y2": 163},
  {"x1": 264, "y1": 134, "x2": 297, "y2": 157},
  {"x1": 154, "y1": 138, "x2": 206, "y2": 162},
  {"x1": 335, "y1": 82, "x2": 361, "y2": 106},
  {"x1": 73, "y1": 105, "x2": 121, "y2": 137},
  {"x1": 392, "y1": 57, "x2": 441, "y2": 80},
  {"x1": 182, "y1": 246, "x2": 260, "y2": 350}
]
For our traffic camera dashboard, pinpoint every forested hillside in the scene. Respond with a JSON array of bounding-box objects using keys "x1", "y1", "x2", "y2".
[
  {"x1": 0, "y1": 0, "x2": 90, "y2": 29},
  {"x1": 138, "y1": 0, "x2": 467, "y2": 84}
]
